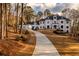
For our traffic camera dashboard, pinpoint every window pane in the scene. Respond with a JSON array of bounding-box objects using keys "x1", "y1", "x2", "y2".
[
  {"x1": 66, "y1": 26, "x2": 69, "y2": 28},
  {"x1": 61, "y1": 25, "x2": 63, "y2": 28},
  {"x1": 61, "y1": 21, "x2": 63, "y2": 23}
]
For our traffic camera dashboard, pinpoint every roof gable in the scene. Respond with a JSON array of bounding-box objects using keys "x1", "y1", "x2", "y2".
[
  {"x1": 45, "y1": 15, "x2": 70, "y2": 21},
  {"x1": 26, "y1": 15, "x2": 70, "y2": 25}
]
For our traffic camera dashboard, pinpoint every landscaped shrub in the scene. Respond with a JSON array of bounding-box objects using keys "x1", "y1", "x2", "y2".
[
  {"x1": 15, "y1": 35, "x2": 22, "y2": 41},
  {"x1": 74, "y1": 34, "x2": 79, "y2": 41},
  {"x1": 53, "y1": 29, "x2": 66, "y2": 34},
  {"x1": 22, "y1": 30, "x2": 30, "y2": 34},
  {"x1": 15, "y1": 35, "x2": 27, "y2": 41},
  {"x1": 24, "y1": 30, "x2": 30, "y2": 34}
]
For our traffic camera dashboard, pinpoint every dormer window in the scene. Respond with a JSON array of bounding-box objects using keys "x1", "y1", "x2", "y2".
[
  {"x1": 61, "y1": 21, "x2": 63, "y2": 23},
  {"x1": 53, "y1": 16, "x2": 57, "y2": 19}
]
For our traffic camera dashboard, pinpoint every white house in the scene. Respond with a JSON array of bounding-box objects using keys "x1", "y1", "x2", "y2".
[{"x1": 26, "y1": 15, "x2": 71, "y2": 33}]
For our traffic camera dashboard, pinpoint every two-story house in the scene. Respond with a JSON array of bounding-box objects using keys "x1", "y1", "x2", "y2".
[{"x1": 26, "y1": 15, "x2": 71, "y2": 33}]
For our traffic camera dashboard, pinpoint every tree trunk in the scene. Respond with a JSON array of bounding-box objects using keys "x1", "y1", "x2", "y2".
[
  {"x1": 0, "y1": 4, "x2": 2, "y2": 39},
  {"x1": 1, "y1": 4, "x2": 7, "y2": 40},
  {"x1": 15, "y1": 3, "x2": 19, "y2": 33},
  {"x1": 5, "y1": 3, "x2": 8, "y2": 38},
  {"x1": 19, "y1": 3, "x2": 23, "y2": 34}
]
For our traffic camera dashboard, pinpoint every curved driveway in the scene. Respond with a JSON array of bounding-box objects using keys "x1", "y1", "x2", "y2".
[{"x1": 32, "y1": 31, "x2": 59, "y2": 56}]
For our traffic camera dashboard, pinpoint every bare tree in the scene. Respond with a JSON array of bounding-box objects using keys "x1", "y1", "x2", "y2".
[
  {"x1": 62, "y1": 8, "x2": 79, "y2": 38},
  {"x1": 19, "y1": 3, "x2": 23, "y2": 34},
  {"x1": 1, "y1": 4, "x2": 7, "y2": 40},
  {"x1": 0, "y1": 4, "x2": 2, "y2": 39}
]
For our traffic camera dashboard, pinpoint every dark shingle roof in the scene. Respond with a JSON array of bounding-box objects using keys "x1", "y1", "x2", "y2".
[
  {"x1": 26, "y1": 15, "x2": 70, "y2": 25},
  {"x1": 45, "y1": 15, "x2": 70, "y2": 21}
]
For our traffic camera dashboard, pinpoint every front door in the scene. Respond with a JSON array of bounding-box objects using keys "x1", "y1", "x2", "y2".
[{"x1": 47, "y1": 25, "x2": 50, "y2": 29}]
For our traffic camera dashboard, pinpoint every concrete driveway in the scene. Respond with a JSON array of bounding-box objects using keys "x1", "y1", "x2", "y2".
[{"x1": 32, "y1": 31, "x2": 60, "y2": 56}]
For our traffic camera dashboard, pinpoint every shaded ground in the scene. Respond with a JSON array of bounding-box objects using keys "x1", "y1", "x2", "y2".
[
  {"x1": 38, "y1": 29, "x2": 79, "y2": 56},
  {"x1": 0, "y1": 27, "x2": 36, "y2": 56}
]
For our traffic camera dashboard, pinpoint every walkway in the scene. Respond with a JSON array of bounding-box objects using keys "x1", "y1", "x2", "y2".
[{"x1": 32, "y1": 31, "x2": 59, "y2": 56}]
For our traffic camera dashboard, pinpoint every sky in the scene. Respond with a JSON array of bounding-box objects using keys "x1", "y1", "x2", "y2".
[
  {"x1": 27, "y1": 3, "x2": 79, "y2": 13},
  {"x1": 11, "y1": 3, "x2": 79, "y2": 16}
]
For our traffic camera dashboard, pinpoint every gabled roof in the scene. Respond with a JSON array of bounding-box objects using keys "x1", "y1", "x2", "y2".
[
  {"x1": 45, "y1": 15, "x2": 70, "y2": 21},
  {"x1": 26, "y1": 15, "x2": 70, "y2": 25}
]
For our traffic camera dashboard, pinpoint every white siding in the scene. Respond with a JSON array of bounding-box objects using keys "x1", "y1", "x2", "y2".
[{"x1": 28, "y1": 17, "x2": 70, "y2": 33}]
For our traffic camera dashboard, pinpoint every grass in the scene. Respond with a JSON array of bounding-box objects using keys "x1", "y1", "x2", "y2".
[{"x1": 38, "y1": 29, "x2": 79, "y2": 56}]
